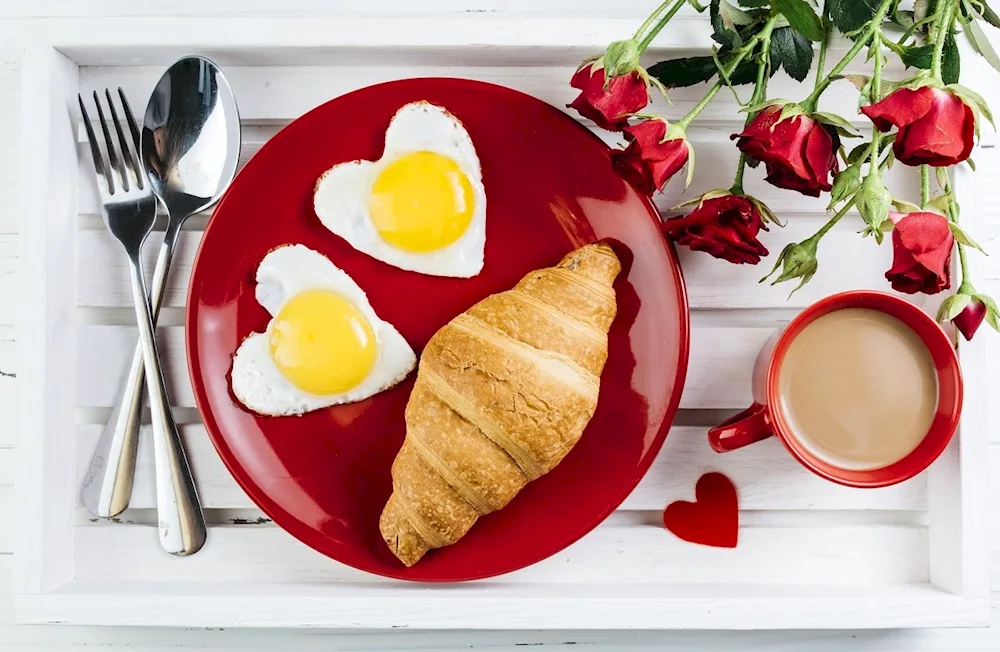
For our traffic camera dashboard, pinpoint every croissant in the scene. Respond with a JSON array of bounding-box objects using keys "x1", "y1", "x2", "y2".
[{"x1": 380, "y1": 243, "x2": 621, "y2": 566}]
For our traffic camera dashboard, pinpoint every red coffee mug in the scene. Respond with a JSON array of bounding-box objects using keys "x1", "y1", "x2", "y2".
[{"x1": 708, "y1": 291, "x2": 963, "y2": 488}]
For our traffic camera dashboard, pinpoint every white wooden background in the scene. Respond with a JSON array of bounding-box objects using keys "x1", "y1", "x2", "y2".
[{"x1": 1, "y1": 1, "x2": 999, "y2": 649}]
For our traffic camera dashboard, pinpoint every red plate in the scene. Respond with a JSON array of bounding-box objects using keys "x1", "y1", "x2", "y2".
[{"x1": 187, "y1": 78, "x2": 690, "y2": 581}]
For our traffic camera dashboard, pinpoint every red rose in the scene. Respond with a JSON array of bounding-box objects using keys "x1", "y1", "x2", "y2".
[
  {"x1": 861, "y1": 86, "x2": 974, "y2": 167},
  {"x1": 611, "y1": 119, "x2": 689, "y2": 195},
  {"x1": 663, "y1": 194, "x2": 769, "y2": 265},
  {"x1": 568, "y1": 63, "x2": 649, "y2": 131},
  {"x1": 733, "y1": 105, "x2": 839, "y2": 197},
  {"x1": 885, "y1": 211, "x2": 954, "y2": 295},
  {"x1": 953, "y1": 297, "x2": 987, "y2": 341}
]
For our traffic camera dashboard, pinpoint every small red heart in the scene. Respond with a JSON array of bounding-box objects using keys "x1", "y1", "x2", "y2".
[{"x1": 663, "y1": 472, "x2": 739, "y2": 548}]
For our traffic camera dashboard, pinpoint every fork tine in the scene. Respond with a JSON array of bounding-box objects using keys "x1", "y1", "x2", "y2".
[
  {"x1": 93, "y1": 90, "x2": 124, "y2": 194},
  {"x1": 105, "y1": 89, "x2": 138, "y2": 191},
  {"x1": 118, "y1": 88, "x2": 144, "y2": 190},
  {"x1": 78, "y1": 94, "x2": 113, "y2": 192},
  {"x1": 104, "y1": 89, "x2": 134, "y2": 192}
]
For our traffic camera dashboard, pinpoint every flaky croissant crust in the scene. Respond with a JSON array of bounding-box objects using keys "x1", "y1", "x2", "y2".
[{"x1": 380, "y1": 243, "x2": 621, "y2": 566}]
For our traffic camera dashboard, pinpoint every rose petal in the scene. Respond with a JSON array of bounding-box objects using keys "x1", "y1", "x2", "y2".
[
  {"x1": 862, "y1": 86, "x2": 934, "y2": 132},
  {"x1": 954, "y1": 298, "x2": 987, "y2": 341},
  {"x1": 568, "y1": 64, "x2": 648, "y2": 131}
]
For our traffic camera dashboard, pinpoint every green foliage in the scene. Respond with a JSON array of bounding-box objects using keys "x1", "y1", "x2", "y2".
[
  {"x1": 710, "y1": 0, "x2": 755, "y2": 47},
  {"x1": 648, "y1": 56, "x2": 762, "y2": 88},
  {"x1": 770, "y1": 26, "x2": 814, "y2": 81},
  {"x1": 772, "y1": 0, "x2": 825, "y2": 41},
  {"x1": 826, "y1": 0, "x2": 881, "y2": 35},
  {"x1": 899, "y1": 36, "x2": 961, "y2": 84}
]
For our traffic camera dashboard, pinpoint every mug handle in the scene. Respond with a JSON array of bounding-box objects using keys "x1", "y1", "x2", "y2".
[{"x1": 708, "y1": 403, "x2": 774, "y2": 452}]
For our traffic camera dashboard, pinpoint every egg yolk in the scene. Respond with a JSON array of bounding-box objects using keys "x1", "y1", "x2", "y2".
[
  {"x1": 268, "y1": 290, "x2": 377, "y2": 395},
  {"x1": 369, "y1": 151, "x2": 475, "y2": 252}
]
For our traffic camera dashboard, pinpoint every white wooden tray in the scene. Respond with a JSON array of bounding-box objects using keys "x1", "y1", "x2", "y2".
[{"x1": 12, "y1": 10, "x2": 993, "y2": 630}]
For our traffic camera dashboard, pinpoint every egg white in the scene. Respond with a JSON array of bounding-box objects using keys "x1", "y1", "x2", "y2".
[
  {"x1": 313, "y1": 101, "x2": 487, "y2": 278},
  {"x1": 230, "y1": 245, "x2": 417, "y2": 416}
]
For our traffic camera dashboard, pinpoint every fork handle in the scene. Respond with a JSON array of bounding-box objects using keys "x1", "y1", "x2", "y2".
[
  {"x1": 82, "y1": 227, "x2": 179, "y2": 518},
  {"x1": 127, "y1": 251, "x2": 206, "y2": 556}
]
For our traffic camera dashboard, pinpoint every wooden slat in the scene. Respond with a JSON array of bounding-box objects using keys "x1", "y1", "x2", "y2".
[
  {"x1": 79, "y1": 57, "x2": 906, "y2": 126},
  {"x1": 74, "y1": 425, "x2": 926, "y2": 512},
  {"x1": 76, "y1": 324, "x2": 769, "y2": 410},
  {"x1": 76, "y1": 218, "x2": 900, "y2": 311},
  {"x1": 0, "y1": 486, "x2": 11, "y2": 554},
  {"x1": 74, "y1": 123, "x2": 919, "y2": 220},
  {"x1": 0, "y1": 1, "x2": 718, "y2": 19},
  {"x1": 73, "y1": 522, "x2": 928, "y2": 585},
  {"x1": 992, "y1": 446, "x2": 1000, "y2": 590},
  {"x1": 0, "y1": 323, "x2": 14, "y2": 450}
]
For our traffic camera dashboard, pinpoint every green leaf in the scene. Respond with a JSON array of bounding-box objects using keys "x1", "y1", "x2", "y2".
[
  {"x1": 963, "y1": 5, "x2": 1000, "y2": 73},
  {"x1": 950, "y1": 222, "x2": 988, "y2": 253},
  {"x1": 900, "y1": 43, "x2": 935, "y2": 70},
  {"x1": 914, "y1": 0, "x2": 935, "y2": 24},
  {"x1": 892, "y1": 197, "x2": 923, "y2": 213},
  {"x1": 847, "y1": 142, "x2": 873, "y2": 164},
  {"x1": 828, "y1": 0, "x2": 881, "y2": 35},
  {"x1": 948, "y1": 83, "x2": 996, "y2": 128},
  {"x1": 829, "y1": 165, "x2": 863, "y2": 208},
  {"x1": 737, "y1": 0, "x2": 770, "y2": 6},
  {"x1": 937, "y1": 166, "x2": 950, "y2": 189},
  {"x1": 937, "y1": 293, "x2": 973, "y2": 322},
  {"x1": 779, "y1": 103, "x2": 806, "y2": 122},
  {"x1": 711, "y1": 0, "x2": 754, "y2": 47},
  {"x1": 744, "y1": 97, "x2": 788, "y2": 113},
  {"x1": 773, "y1": 0, "x2": 826, "y2": 41},
  {"x1": 648, "y1": 56, "x2": 761, "y2": 88},
  {"x1": 770, "y1": 26, "x2": 815, "y2": 82},
  {"x1": 899, "y1": 36, "x2": 961, "y2": 84},
  {"x1": 893, "y1": 10, "x2": 916, "y2": 30},
  {"x1": 839, "y1": 74, "x2": 872, "y2": 92},
  {"x1": 980, "y1": 1, "x2": 1000, "y2": 27},
  {"x1": 813, "y1": 111, "x2": 863, "y2": 137},
  {"x1": 977, "y1": 294, "x2": 1000, "y2": 331},
  {"x1": 944, "y1": 31, "x2": 962, "y2": 84}
]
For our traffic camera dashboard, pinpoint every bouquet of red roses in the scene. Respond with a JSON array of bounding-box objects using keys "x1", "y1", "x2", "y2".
[{"x1": 570, "y1": 0, "x2": 999, "y2": 341}]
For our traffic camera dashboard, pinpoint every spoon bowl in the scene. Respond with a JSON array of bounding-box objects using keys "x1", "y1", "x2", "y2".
[{"x1": 143, "y1": 56, "x2": 241, "y2": 218}]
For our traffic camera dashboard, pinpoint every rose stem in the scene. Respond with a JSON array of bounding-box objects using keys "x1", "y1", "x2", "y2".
[
  {"x1": 675, "y1": 15, "x2": 780, "y2": 131},
  {"x1": 942, "y1": 177, "x2": 974, "y2": 292},
  {"x1": 814, "y1": 1, "x2": 830, "y2": 89},
  {"x1": 801, "y1": 0, "x2": 895, "y2": 113},
  {"x1": 731, "y1": 153, "x2": 748, "y2": 195},
  {"x1": 931, "y1": 0, "x2": 957, "y2": 80},
  {"x1": 813, "y1": 199, "x2": 856, "y2": 241},
  {"x1": 869, "y1": 30, "x2": 884, "y2": 164},
  {"x1": 921, "y1": 165, "x2": 931, "y2": 207},
  {"x1": 731, "y1": 37, "x2": 773, "y2": 195},
  {"x1": 636, "y1": 0, "x2": 689, "y2": 52}
]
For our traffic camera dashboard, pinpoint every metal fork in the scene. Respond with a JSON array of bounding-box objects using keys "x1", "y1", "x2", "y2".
[{"x1": 78, "y1": 89, "x2": 206, "y2": 556}]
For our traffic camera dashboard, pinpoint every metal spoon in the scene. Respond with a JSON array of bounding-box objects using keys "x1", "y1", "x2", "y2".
[{"x1": 82, "y1": 57, "x2": 240, "y2": 555}]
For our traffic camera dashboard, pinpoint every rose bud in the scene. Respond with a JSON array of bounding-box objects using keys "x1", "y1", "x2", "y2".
[
  {"x1": 760, "y1": 239, "x2": 820, "y2": 295},
  {"x1": 885, "y1": 211, "x2": 954, "y2": 295},
  {"x1": 829, "y1": 164, "x2": 862, "y2": 208},
  {"x1": 612, "y1": 118, "x2": 691, "y2": 195},
  {"x1": 733, "y1": 104, "x2": 840, "y2": 197},
  {"x1": 943, "y1": 294, "x2": 988, "y2": 341},
  {"x1": 856, "y1": 171, "x2": 891, "y2": 244},
  {"x1": 862, "y1": 86, "x2": 975, "y2": 167},
  {"x1": 569, "y1": 61, "x2": 649, "y2": 131},
  {"x1": 662, "y1": 193, "x2": 770, "y2": 265}
]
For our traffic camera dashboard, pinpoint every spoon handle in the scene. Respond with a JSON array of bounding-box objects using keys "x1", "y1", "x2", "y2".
[
  {"x1": 81, "y1": 226, "x2": 179, "y2": 518},
  {"x1": 127, "y1": 248, "x2": 206, "y2": 555}
]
